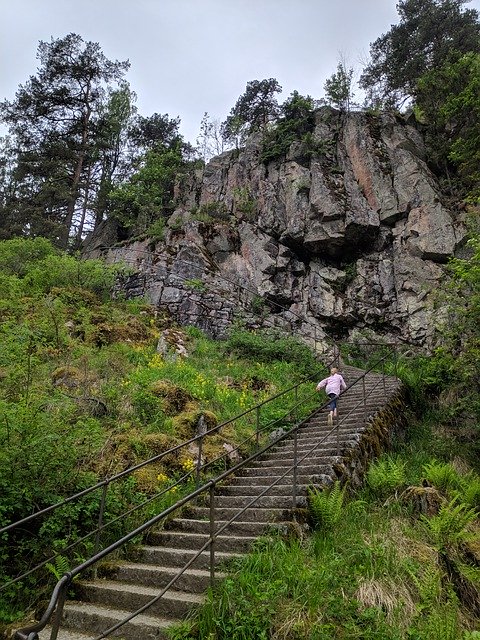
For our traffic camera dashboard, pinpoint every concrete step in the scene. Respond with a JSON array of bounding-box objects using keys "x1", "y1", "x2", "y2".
[
  {"x1": 229, "y1": 471, "x2": 335, "y2": 486},
  {"x1": 61, "y1": 602, "x2": 172, "y2": 640},
  {"x1": 264, "y1": 442, "x2": 355, "y2": 459},
  {"x1": 137, "y1": 545, "x2": 241, "y2": 570},
  {"x1": 276, "y1": 434, "x2": 362, "y2": 449},
  {"x1": 76, "y1": 580, "x2": 203, "y2": 619},
  {"x1": 191, "y1": 506, "x2": 286, "y2": 523},
  {"x1": 165, "y1": 517, "x2": 280, "y2": 537},
  {"x1": 146, "y1": 529, "x2": 258, "y2": 553},
  {"x1": 212, "y1": 494, "x2": 304, "y2": 509},
  {"x1": 217, "y1": 483, "x2": 311, "y2": 497},
  {"x1": 249, "y1": 455, "x2": 340, "y2": 468},
  {"x1": 39, "y1": 629, "x2": 95, "y2": 640},
  {"x1": 108, "y1": 561, "x2": 225, "y2": 593},
  {"x1": 240, "y1": 462, "x2": 340, "y2": 477}
]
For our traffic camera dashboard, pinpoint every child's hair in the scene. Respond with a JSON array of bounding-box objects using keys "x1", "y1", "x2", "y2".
[{"x1": 330, "y1": 367, "x2": 338, "y2": 375}]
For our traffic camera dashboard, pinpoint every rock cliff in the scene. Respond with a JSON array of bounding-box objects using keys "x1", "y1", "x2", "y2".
[{"x1": 85, "y1": 108, "x2": 466, "y2": 349}]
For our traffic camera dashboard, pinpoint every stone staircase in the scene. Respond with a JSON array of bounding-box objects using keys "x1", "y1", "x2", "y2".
[{"x1": 37, "y1": 366, "x2": 402, "y2": 640}]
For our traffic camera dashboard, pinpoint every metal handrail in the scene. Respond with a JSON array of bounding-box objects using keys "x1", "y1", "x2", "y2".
[
  {"x1": 1, "y1": 363, "x2": 327, "y2": 595},
  {"x1": 14, "y1": 347, "x2": 399, "y2": 640}
]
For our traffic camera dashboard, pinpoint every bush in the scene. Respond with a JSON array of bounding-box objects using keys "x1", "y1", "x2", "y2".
[
  {"x1": 225, "y1": 329, "x2": 319, "y2": 376},
  {"x1": 308, "y1": 481, "x2": 346, "y2": 530},
  {"x1": 366, "y1": 457, "x2": 407, "y2": 499}
]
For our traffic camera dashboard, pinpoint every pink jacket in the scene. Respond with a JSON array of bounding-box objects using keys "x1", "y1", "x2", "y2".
[{"x1": 316, "y1": 373, "x2": 346, "y2": 396}]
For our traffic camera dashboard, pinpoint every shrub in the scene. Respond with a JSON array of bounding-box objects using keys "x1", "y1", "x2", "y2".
[
  {"x1": 308, "y1": 481, "x2": 346, "y2": 530},
  {"x1": 423, "y1": 460, "x2": 462, "y2": 494},
  {"x1": 366, "y1": 456, "x2": 407, "y2": 498},
  {"x1": 225, "y1": 329, "x2": 318, "y2": 376},
  {"x1": 421, "y1": 498, "x2": 477, "y2": 549}
]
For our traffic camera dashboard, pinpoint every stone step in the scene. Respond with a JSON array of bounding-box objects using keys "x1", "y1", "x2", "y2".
[
  {"x1": 276, "y1": 433, "x2": 362, "y2": 448},
  {"x1": 146, "y1": 529, "x2": 258, "y2": 553},
  {"x1": 60, "y1": 602, "x2": 172, "y2": 640},
  {"x1": 249, "y1": 455, "x2": 339, "y2": 469},
  {"x1": 191, "y1": 506, "x2": 286, "y2": 523},
  {"x1": 256, "y1": 449, "x2": 347, "y2": 464},
  {"x1": 76, "y1": 581, "x2": 204, "y2": 619},
  {"x1": 240, "y1": 462, "x2": 340, "y2": 477},
  {"x1": 217, "y1": 483, "x2": 311, "y2": 497},
  {"x1": 265, "y1": 440, "x2": 356, "y2": 457},
  {"x1": 137, "y1": 545, "x2": 241, "y2": 570},
  {"x1": 107, "y1": 561, "x2": 225, "y2": 593},
  {"x1": 230, "y1": 471, "x2": 335, "y2": 486},
  {"x1": 39, "y1": 629, "x2": 95, "y2": 640},
  {"x1": 212, "y1": 494, "x2": 304, "y2": 509},
  {"x1": 165, "y1": 517, "x2": 279, "y2": 537}
]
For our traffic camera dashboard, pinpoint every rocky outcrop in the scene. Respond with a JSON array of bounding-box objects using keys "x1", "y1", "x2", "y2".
[{"x1": 85, "y1": 108, "x2": 466, "y2": 348}]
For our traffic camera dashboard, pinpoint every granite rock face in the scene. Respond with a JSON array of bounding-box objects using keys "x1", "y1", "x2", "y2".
[{"x1": 85, "y1": 108, "x2": 466, "y2": 349}]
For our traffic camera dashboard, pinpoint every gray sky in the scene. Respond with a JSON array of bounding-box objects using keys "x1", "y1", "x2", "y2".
[{"x1": 2, "y1": 0, "x2": 480, "y2": 144}]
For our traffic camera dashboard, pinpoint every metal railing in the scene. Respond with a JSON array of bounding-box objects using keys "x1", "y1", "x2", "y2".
[
  {"x1": 1, "y1": 370, "x2": 322, "y2": 592},
  {"x1": 12, "y1": 346, "x2": 400, "y2": 640}
]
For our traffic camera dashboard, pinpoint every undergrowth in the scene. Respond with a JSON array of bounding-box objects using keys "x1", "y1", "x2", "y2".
[
  {"x1": 169, "y1": 401, "x2": 480, "y2": 640},
  {"x1": 0, "y1": 238, "x2": 323, "y2": 626}
]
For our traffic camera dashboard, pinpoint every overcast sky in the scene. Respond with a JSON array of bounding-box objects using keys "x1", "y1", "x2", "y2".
[{"x1": 2, "y1": 0, "x2": 480, "y2": 145}]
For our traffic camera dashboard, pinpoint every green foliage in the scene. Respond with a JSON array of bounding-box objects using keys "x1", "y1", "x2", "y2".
[
  {"x1": 456, "y1": 472, "x2": 480, "y2": 510},
  {"x1": 423, "y1": 461, "x2": 462, "y2": 494},
  {"x1": 222, "y1": 78, "x2": 282, "y2": 145},
  {"x1": 232, "y1": 188, "x2": 256, "y2": 220},
  {"x1": 45, "y1": 554, "x2": 71, "y2": 581},
  {"x1": 191, "y1": 201, "x2": 230, "y2": 223},
  {"x1": 260, "y1": 91, "x2": 316, "y2": 164},
  {"x1": 366, "y1": 457, "x2": 407, "y2": 498},
  {"x1": 224, "y1": 328, "x2": 319, "y2": 376},
  {"x1": 109, "y1": 144, "x2": 185, "y2": 233},
  {"x1": 421, "y1": 498, "x2": 477, "y2": 549},
  {"x1": 184, "y1": 278, "x2": 206, "y2": 292},
  {"x1": 360, "y1": 0, "x2": 480, "y2": 107},
  {"x1": 324, "y1": 61, "x2": 355, "y2": 110},
  {"x1": 308, "y1": 481, "x2": 346, "y2": 530},
  {"x1": 0, "y1": 236, "x2": 56, "y2": 276},
  {"x1": 417, "y1": 52, "x2": 480, "y2": 199},
  {"x1": 145, "y1": 217, "x2": 166, "y2": 241},
  {"x1": 0, "y1": 33, "x2": 131, "y2": 248}
]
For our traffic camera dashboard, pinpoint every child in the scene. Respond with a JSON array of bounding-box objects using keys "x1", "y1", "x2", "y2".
[{"x1": 316, "y1": 367, "x2": 347, "y2": 426}]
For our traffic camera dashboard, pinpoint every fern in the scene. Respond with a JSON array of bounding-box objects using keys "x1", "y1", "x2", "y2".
[
  {"x1": 421, "y1": 497, "x2": 477, "y2": 549},
  {"x1": 308, "y1": 481, "x2": 346, "y2": 530},
  {"x1": 423, "y1": 604, "x2": 459, "y2": 640},
  {"x1": 423, "y1": 460, "x2": 461, "y2": 494},
  {"x1": 45, "y1": 554, "x2": 70, "y2": 581},
  {"x1": 366, "y1": 456, "x2": 406, "y2": 498},
  {"x1": 455, "y1": 472, "x2": 480, "y2": 510},
  {"x1": 406, "y1": 564, "x2": 443, "y2": 609}
]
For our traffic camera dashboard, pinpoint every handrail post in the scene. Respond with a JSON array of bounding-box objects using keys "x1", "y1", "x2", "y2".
[
  {"x1": 92, "y1": 482, "x2": 108, "y2": 579},
  {"x1": 292, "y1": 428, "x2": 298, "y2": 508},
  {"x1": 48, "y1": 579, "x2": 69, "y2": 640},
  {"x1": 256, "y1": 405, "x2": 260, "y2": 450},
  {"x1": 196, "y1": 434, "x2": 204, "y2": 489},
  {"x1": 362, "y1": 375, "x2": 367, "y2": 424},
  {"x1": 336, "y1": 410, "x2": 340, "y2": 456},
  {"x1": 382, "y1": 356, "x2": 386, "y2": 395},
  {"x1": 209, "y1": 484, "x2": 215, "y2": 587},
  {"x1": 294, "y1": 385, "x2": 298, "y2": 423}
]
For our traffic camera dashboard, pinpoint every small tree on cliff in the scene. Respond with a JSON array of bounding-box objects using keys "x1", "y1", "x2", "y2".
[
  {"x1": 324, "y1": 62, "x2": 355, "y2": 111},
  {"x1": 222, "y1": 78, "x2": 282, "y2": 146}
]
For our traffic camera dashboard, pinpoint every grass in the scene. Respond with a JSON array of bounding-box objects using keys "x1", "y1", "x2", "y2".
[{"x1": 168, "y1": 416, "x2": 480, "y2": 640}]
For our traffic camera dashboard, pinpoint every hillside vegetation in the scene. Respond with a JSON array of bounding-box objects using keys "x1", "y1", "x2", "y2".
[{"x1": 0, "y1": 237, "x2": 321, "y2": 626}]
